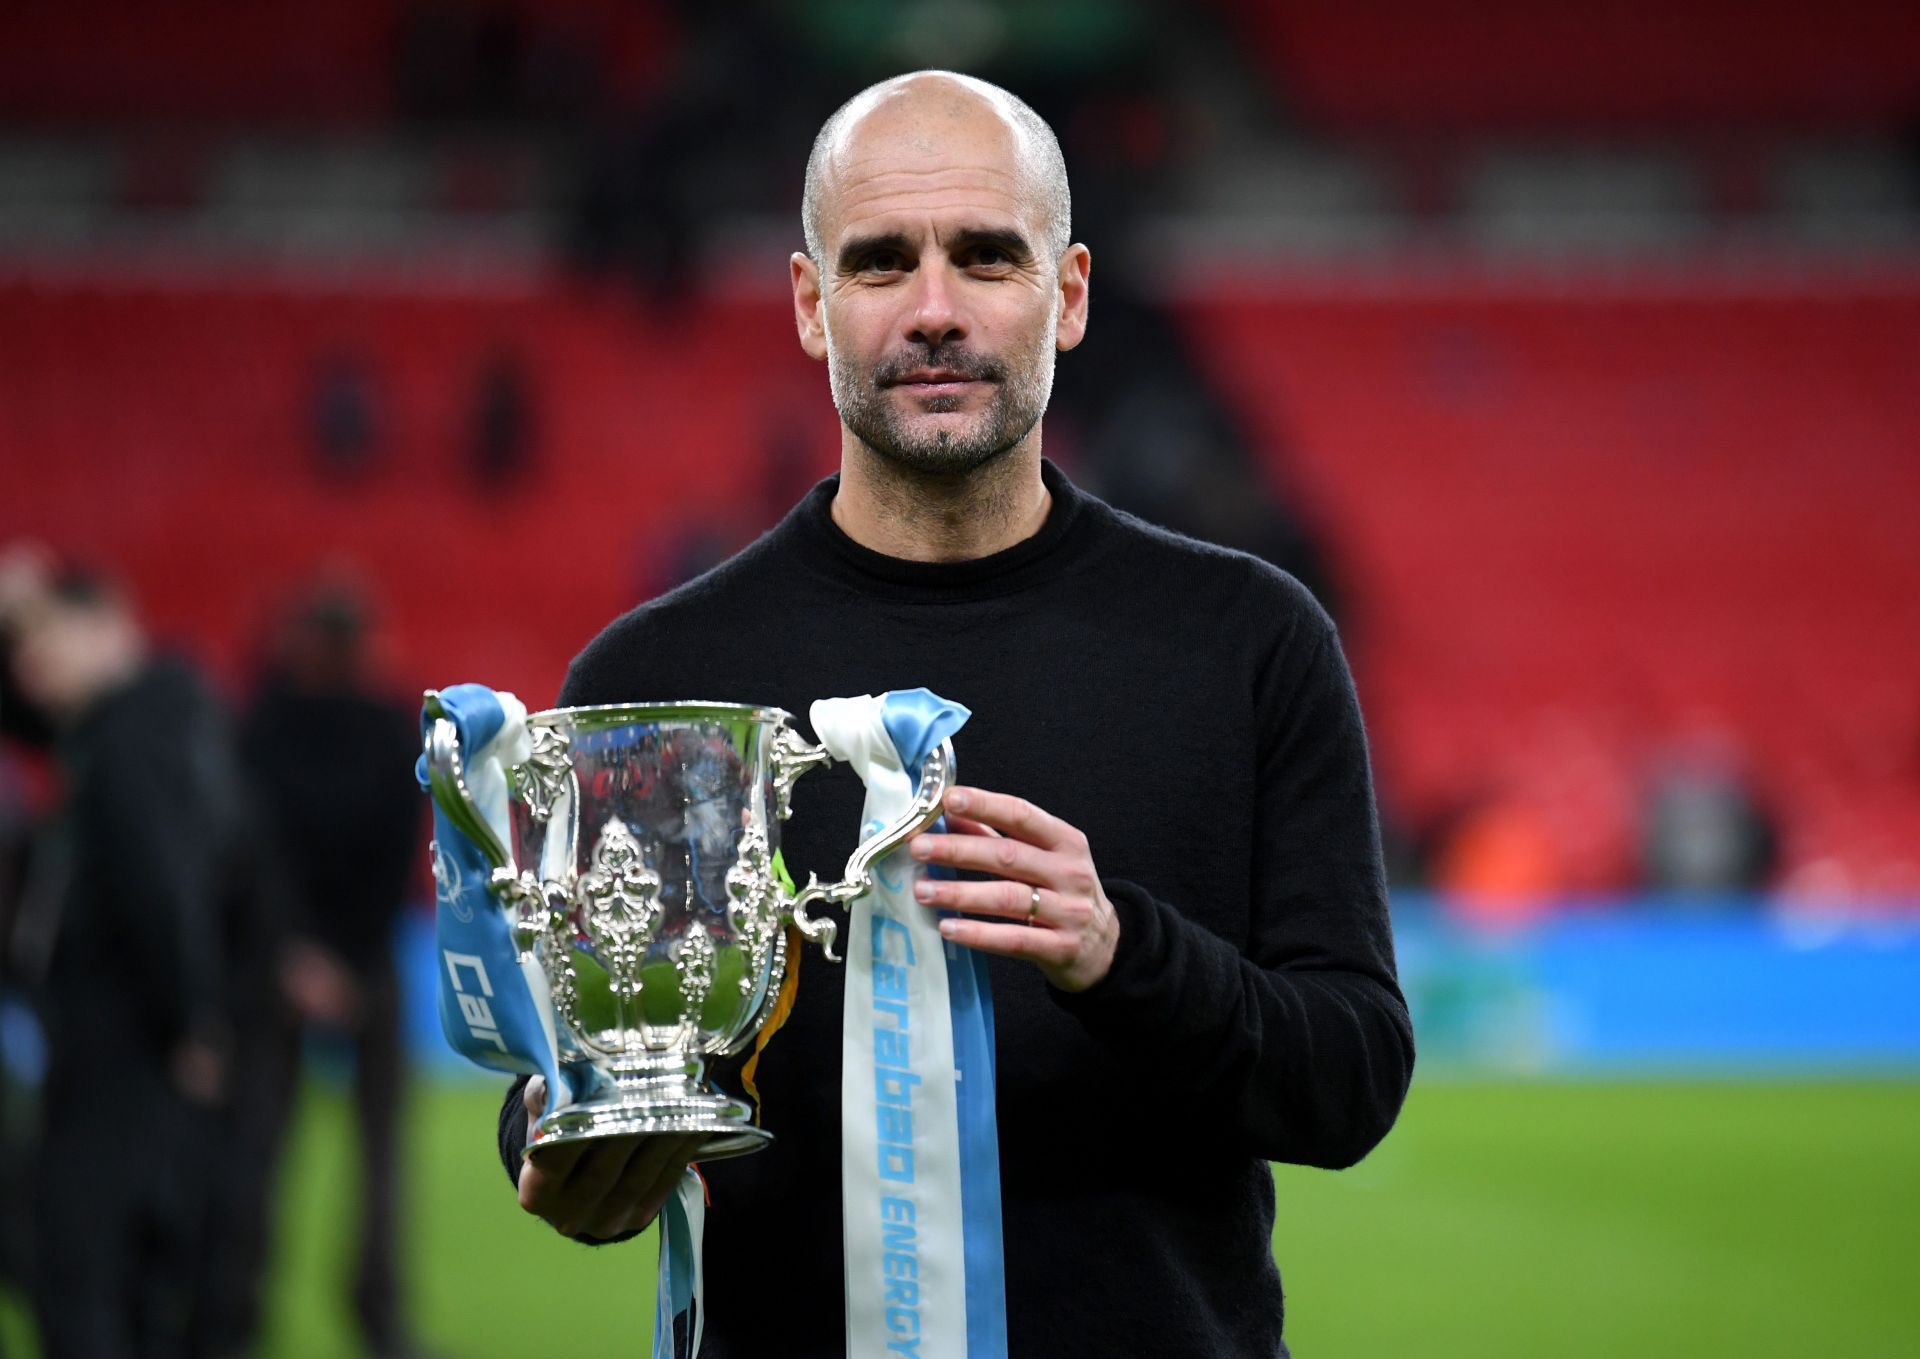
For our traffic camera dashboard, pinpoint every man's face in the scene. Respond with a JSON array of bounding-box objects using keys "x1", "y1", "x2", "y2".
[
  {"x1": 9, "y1": 601, "x2": 126, "y2": 718},
  {"x1": 794, "y1": 100, "x2": 1088, "y2": 475}
]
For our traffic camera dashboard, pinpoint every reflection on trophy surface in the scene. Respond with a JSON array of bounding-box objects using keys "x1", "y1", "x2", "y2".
[{"x1": 422, "y1": 695, "x2": 950, "y2": 1159}]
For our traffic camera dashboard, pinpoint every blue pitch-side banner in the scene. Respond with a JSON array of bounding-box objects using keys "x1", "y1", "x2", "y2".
[
  {"x1": 1392, "y1": 897, "x2": 1920, "y2": 1074},
  {"x1": 386, "y1": 899, "x2": 1920, "y2": 1079}
]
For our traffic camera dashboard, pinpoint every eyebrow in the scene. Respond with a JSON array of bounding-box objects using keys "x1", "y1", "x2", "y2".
[
  {"x1": 837, "y1": 231, "x2": 912, "y2": 272},
  {"x1": 950, "y1": 227, "x2": 1035, "y2": 262},
  {"x1": 836, "y1": 226, "x2": 1036, "y2": 272}
]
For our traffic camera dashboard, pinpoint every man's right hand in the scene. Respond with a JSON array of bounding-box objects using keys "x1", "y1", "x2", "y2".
[{"x1": 516, "y1": 1075, "x2": 706, "y2": 1242}]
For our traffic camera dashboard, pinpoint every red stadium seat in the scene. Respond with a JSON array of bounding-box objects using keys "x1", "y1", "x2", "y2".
[
  {"x1": 1176, "y1": 274, "x2": 1920, "y2": 896},
  {"x1": 4, "y1": 270, "x2": 1916, "y2": 900}
]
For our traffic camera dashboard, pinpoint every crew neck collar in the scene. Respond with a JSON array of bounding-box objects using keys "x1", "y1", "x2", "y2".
[{"x1": 788, "y1": 458, "x2": 1092, "y2": 600}]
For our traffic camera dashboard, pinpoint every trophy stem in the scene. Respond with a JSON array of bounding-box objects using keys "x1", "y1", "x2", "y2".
[{"x1": 528, "y1": 1051, "x2": 773, "y2": 1162}]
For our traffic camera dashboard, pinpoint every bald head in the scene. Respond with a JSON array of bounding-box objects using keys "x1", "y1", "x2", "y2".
[{"x1": 802, "y1": 71, "x2": 1071, "y2": 267}]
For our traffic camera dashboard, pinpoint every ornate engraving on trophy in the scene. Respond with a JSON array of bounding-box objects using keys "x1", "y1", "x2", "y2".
[
  {"x1": 487, "y1": 867, "x2": 546, "y2": 958},
  {"x1": 511, "y1": 726, "x2": 573, "y2": 823},
  {"x1": 725, "y1": 825, "x2": 780, "y2": 996},
  {"x1": 675, "y1": 926, "x2": 717, "y2": 1040},
  {"x1": 760, "y1": 925, "x2": 790, "y2": 1032},
  {"x1": 543, "y1": 941, "x2": 584, "y2": 1045},
  {"x1": 578, "y1": 817, "x2": 663, "y2": 1008}
]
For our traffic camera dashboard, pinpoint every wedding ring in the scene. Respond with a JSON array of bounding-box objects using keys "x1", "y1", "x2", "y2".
[{"x1": 1028, "y1": 886, "x2": 1041, "y2": 924}]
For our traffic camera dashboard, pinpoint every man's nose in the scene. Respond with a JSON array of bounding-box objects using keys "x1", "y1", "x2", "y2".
[{"x1": 905, "y1": 262, "x2": 966, "y2": 350}]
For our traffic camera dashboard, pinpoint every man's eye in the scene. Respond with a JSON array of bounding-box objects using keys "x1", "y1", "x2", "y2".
[
  {"x1": 863, "y1": 252, "x2": 905, "y2": 273},
  {"x1": 971, "y1": 248, "x2": 1009, "y2": 267}
]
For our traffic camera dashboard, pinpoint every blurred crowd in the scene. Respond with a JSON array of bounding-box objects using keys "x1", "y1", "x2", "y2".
[{"x1": 0, "y1": 549, "x2": 426, "y2": 1359}]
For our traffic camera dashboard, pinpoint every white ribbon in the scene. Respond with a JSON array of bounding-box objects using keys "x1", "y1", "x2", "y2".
[{"x1": 814, "y1": 696, "x2": 972, "y2": 1359}]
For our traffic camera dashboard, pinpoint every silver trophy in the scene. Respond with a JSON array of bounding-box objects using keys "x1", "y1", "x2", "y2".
[{"x1": 422, "y1": 694, "x2": 951, "y2": 1159}]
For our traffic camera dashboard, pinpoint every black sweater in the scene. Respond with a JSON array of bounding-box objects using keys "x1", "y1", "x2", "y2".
[{"x1": 498, "y1": 460, "x2": 1414, "y2": 1358}]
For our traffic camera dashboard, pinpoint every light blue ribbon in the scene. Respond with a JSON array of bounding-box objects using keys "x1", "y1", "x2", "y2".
[
  {"x1": 654, "y1": 1177, "x2": 700, "y2": 1358},
  {"x1": 882, "y1": 688, "x2": 1007, "y2": 1358},
  {"x1": 880, "y1": 687, "x2": 971, "y2": 790},
  {"x1": 415, "y1": 685, "x2": 561, "y2": 1093}
]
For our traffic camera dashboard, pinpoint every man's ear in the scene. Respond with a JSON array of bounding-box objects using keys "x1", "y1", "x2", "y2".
[
  {"x1": 792, "y1": 252, "x2": 828, "y2": 362},
  {"x1": 1055, "y1": 244, "x2": 1091, "y2": 353}
]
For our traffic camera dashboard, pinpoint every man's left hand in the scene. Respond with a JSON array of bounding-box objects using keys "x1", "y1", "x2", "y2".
[{"x1": 910, "y1": 786, "x2": 1119, "y2": 992}]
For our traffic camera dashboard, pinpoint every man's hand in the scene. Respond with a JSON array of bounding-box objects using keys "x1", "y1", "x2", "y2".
[
  {"x1": 278, "y1": 938, "x2": 361, "y2": 1028},
  {"x1": 516, "y1": 1075, "x2": 705, "y2": 1242},
  {"x1": 910, "y1": 786, "x2": 1120, "y2": 992},
  {"x1": 169, "y1": 1036, "x2": 227, "y2": 1108}
]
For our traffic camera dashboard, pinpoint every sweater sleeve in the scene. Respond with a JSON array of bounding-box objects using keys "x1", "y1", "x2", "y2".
[
  {"x1": 499, "y1": 1073, "x2": 532, "y2": 1187},
  {"x1": 1052, "y1": 618, "x2": 1414, "y2": 1169}
]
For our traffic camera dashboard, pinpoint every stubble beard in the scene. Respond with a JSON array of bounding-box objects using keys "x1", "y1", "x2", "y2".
[{"x1": 827, "y1": 325, "x2": 1057, "y2": 478}]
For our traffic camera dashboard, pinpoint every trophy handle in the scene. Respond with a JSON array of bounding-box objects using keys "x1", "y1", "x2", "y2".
[
  {"x1": 423, "y1": 691, "x2": 511, "y2": 869},
  {"x1": 769, "y1": 724, "x2": 835, "y2": 820},
  {"x1": 781, "y1": 740, "x2": 954, "y2": 963},
  {"x1": 422, "y1": 690, "x2": 546, "y2": 944}
]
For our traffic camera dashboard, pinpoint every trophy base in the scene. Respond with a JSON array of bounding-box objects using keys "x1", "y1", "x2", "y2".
[{"x1": 528, "y1": 1079, "x2": 773, "y2": 1162}]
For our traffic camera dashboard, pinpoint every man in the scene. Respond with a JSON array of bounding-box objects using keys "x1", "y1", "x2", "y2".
[
  {"x1": 4, "y1": 565, "x2": 249, "y2": 1359},
  {"x1": 201, "y1": 587, "x2": 426, "y2": 1359},
  {"x1": 499, "y1": 71, "x2": 1413, "y2": 1357}
]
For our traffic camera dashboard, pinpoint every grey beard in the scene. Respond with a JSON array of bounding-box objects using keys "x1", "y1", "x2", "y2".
[{"x1": 828, "y1": 344, "x2": 1055, "y2": 476}]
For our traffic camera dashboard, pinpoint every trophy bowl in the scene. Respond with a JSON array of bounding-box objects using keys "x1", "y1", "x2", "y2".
[{"x1": 422, "y1": 696, "x2": 950, "y2": 1161}]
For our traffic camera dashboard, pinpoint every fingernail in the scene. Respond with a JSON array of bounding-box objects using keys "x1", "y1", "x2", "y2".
[
  {"x1": 947, "y1": 790, "x2": 969, "y2": 813},
  {"x1": 911, "y1": 837, "x2": 934, "y2": 859},
  {"x1": 938, "y1": 919, "x2": 958, "y2": 938},
  {"x1": 914, "y1": 880, "x2": 934, "y2": 902}
]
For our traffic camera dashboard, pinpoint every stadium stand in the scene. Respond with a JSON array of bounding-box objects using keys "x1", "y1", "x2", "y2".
[
  {"x1": 0, "y1": 276, "x2": 833, "y2": 705},
  {"x1": 3, "y1": 265, "x2": 1916, "y2": 900},
  {"x1": 1229, "y1": 0, "x2": 1920, "y2": 130},
  {"x1": 1178, "y1": 269, "x2": 1920, "y2": 899},
  {"x1": 0, "y1": 0, "x2": 395, "y2": 125},
  {"x1": 0, "y1": 0, "x2": 676, "y2": 127}
]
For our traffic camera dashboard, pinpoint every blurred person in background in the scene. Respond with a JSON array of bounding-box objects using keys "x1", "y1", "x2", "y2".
[
  {"x1": 1087, "y1": 392, "x2": 1345, "y2": 623},
  {"x1": 0, "y1": 544, "x2": 58, "y2": 1337},
  {"x1": 309, "y1": 350, "x2": 385, "y2": 484},
  {"x1": 468, "y1": 347, "x2": 538, "y2": 493},
  {"x1": 0, "y1": 547, "x2": 59, "y2": 752},
  {"x1": 221, "y1": 585, "x2": 427, "y2": 1359},
  {"x1": 0, "y1": 730, "x2": 37, "y2": 1294},
  {"x1": 1640, "y1": 726, "x2": 1778, "y2": 898},
  {"x1": 496, "y1": 71, "x2": 1411, "y2": 1359},
  {"x1": 1, "y1": 559, "x2": 249, "y2": 1359}
]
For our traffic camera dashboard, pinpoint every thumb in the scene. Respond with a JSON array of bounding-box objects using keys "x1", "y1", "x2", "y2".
[{"x1": 525, "y1": 1075, "x2": 548, "y2": 1123}]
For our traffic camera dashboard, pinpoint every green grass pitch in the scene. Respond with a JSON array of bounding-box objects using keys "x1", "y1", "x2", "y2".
[{"x1": 4, "y1": 1080, "x2": 1915, "y2": 1356}]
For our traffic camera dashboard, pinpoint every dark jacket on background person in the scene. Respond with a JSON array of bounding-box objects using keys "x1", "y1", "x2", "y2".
[
  {"x1": 35, "y1": 657, "x2": 248, "y2": 1057},
  {"x1": 240, "y1": 677, "x2": 422, "y2": 970},
  {"x1": 210, "y1": 674, "x2": 424, "y2": 1357},
  {"x1": 29, "y1": 656, "x2": 254, "y2": 1359}
]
